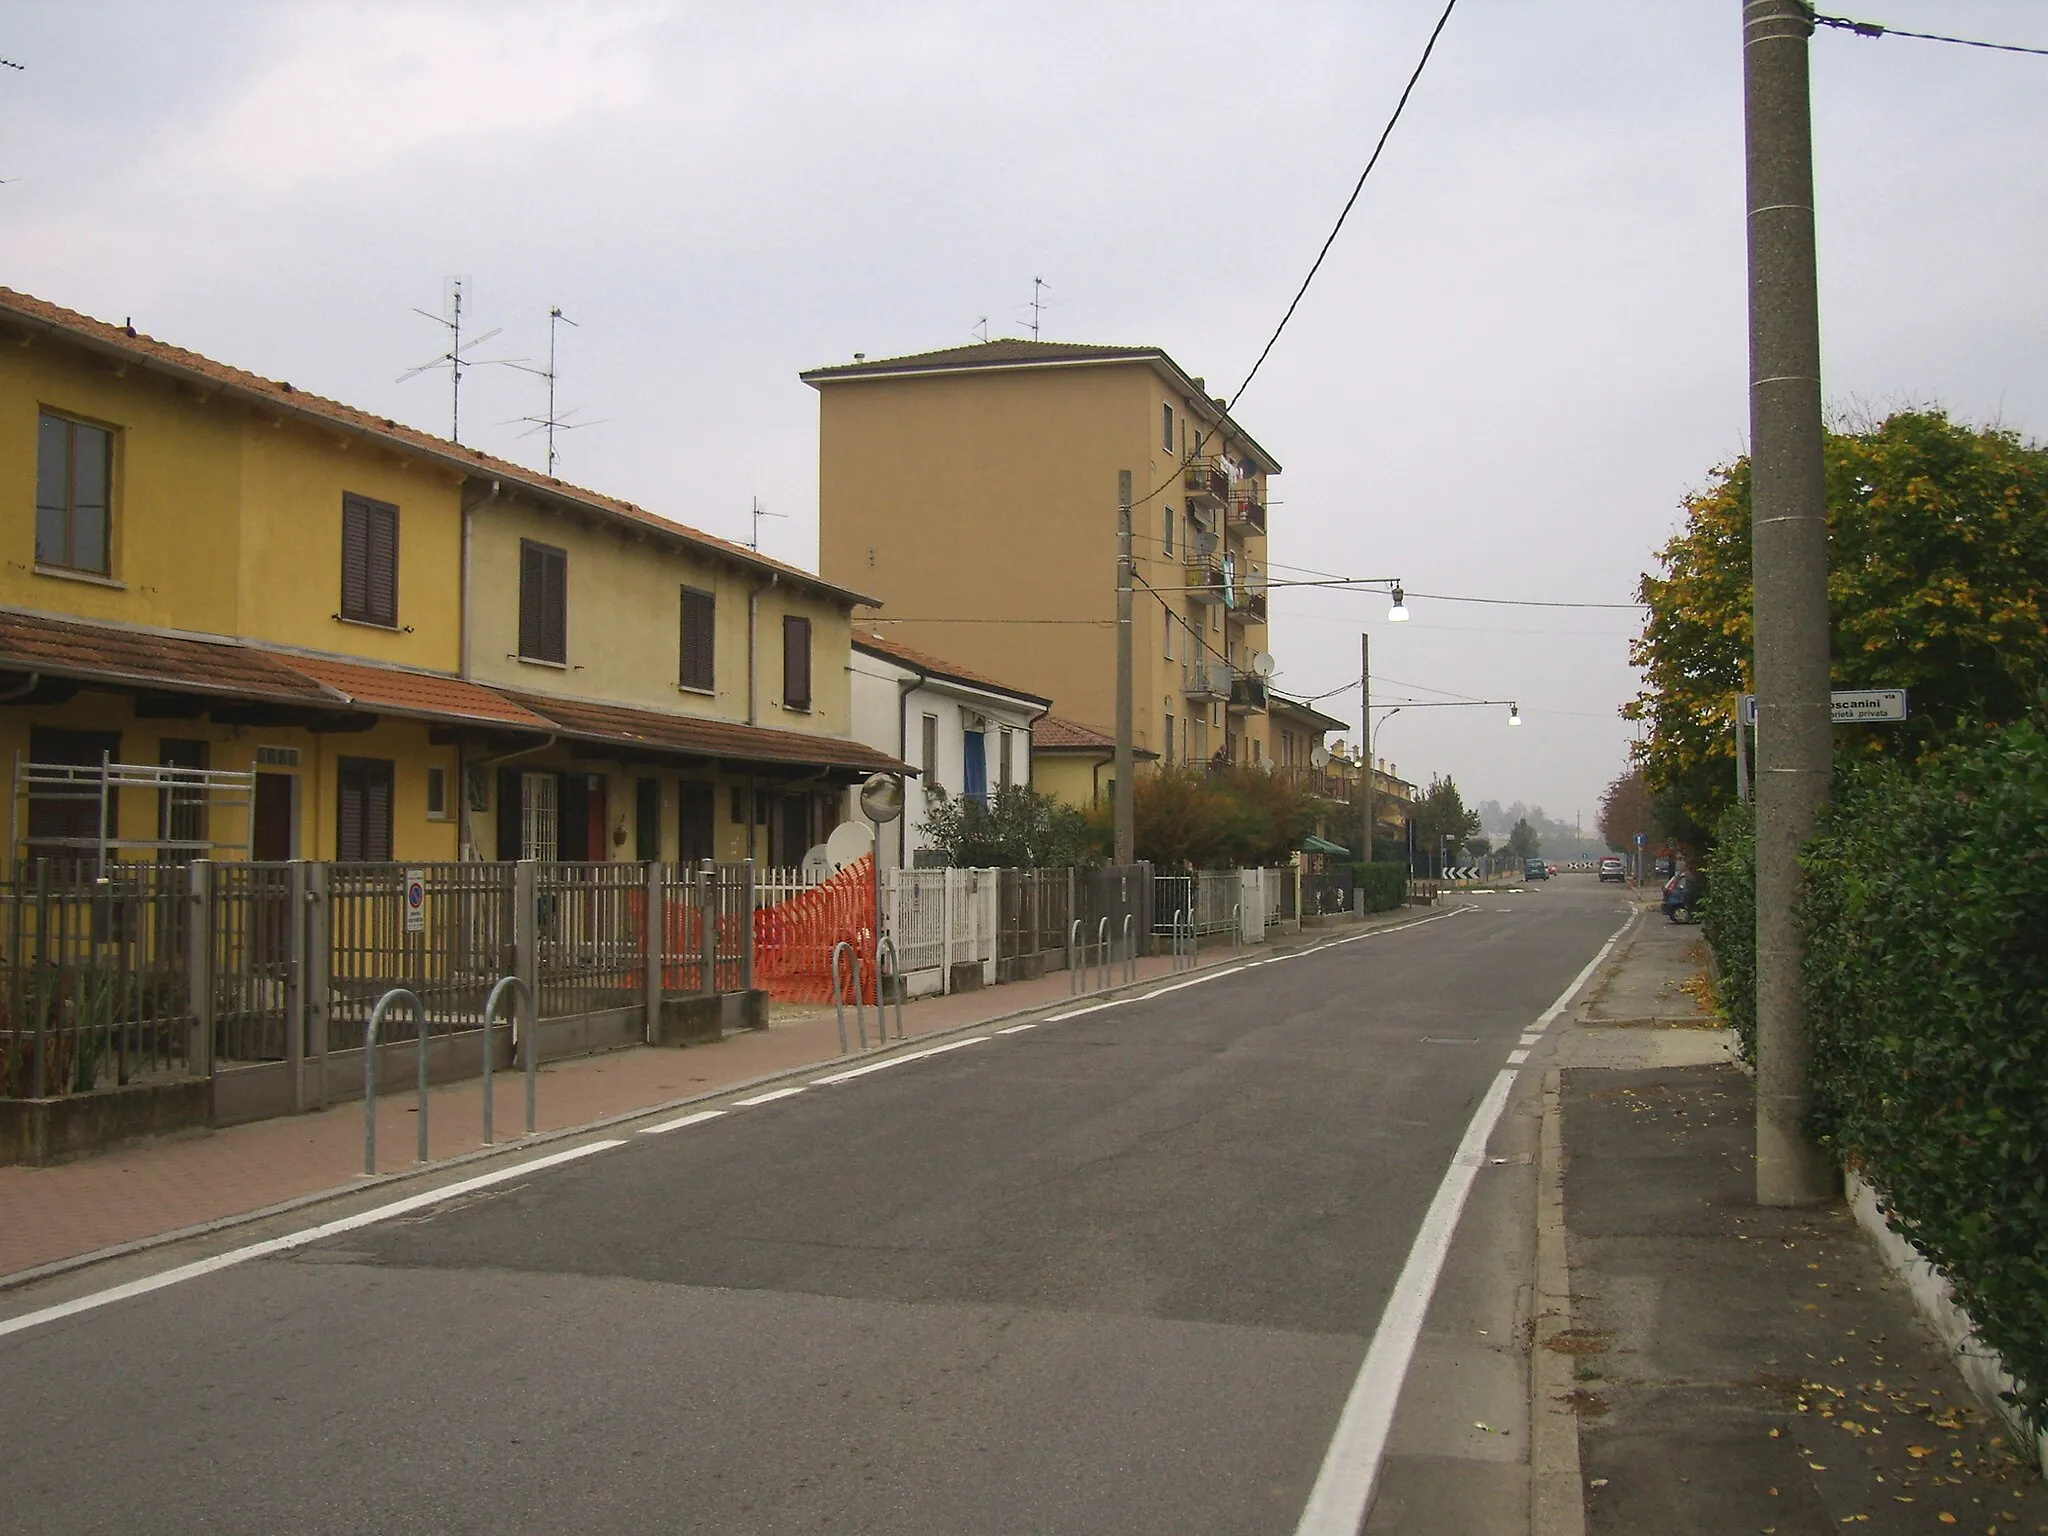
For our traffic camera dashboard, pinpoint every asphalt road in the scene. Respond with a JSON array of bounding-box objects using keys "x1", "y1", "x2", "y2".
[{"x1": 1, "y1": 879, "x2": 1630, "y2": 1535}]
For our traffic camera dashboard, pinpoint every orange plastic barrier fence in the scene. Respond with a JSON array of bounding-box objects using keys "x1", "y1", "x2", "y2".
[{"x1": 753, "y1": 855, "x2": 879, "y2": 1005}]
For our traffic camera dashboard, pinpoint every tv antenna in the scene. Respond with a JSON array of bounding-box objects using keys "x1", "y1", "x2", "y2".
[
  {"x1": 749, "y1": 497, "x2": 788, "y2": 552},
  {"x1": 972, "y1": 316, "x2": 989, "y2": 343},
  {"x1": 1027, "y1": 276, "x2": 1049, "y2": 341},
  {"x1": 397, "y1": 278, "x2": 506, "y2": 444},
  {"x1": 502, "y1": 306, "x2": 602, "y2": 476}
]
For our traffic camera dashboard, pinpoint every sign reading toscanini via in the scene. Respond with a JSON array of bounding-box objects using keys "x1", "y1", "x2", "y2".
[{"x1": 1739, "y1": 689, "x2": 1908, "y2": 727}]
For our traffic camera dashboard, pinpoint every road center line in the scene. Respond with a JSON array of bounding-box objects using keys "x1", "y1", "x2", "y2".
[
  {"x1": 0, "y1": 1139, "x2": 625, "y2": 1344},
  {"x1": 811, "y1": 1036, "x2": 986, "y2": 1086},
  {"x1": 638, "y1": 1109, "x2": 727, "y2": 1135},
  {"x1": 730, "y1": 1086, "x2": 808, "y2": 1106},
  {"x1": 1291, "y1": 911, "x2": 1634, "y2": 1536},
  {"x1": 1506, "y1": 1048, "x2": 1531, "y2": 1064}
]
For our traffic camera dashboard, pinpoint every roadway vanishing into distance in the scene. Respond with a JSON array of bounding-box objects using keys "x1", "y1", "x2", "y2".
[{"x1": 1, "y1": 880, "x2": 1631, "y2": 1535}]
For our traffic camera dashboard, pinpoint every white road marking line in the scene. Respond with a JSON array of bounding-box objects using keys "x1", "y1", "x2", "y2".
[
  {"x1": 1292, "y1": 911, "x2": 1635, "y2": 1536},
  {"x1": 1519, "y1": 1033, "x2": 1544, "y2": 1045},
  {"x1": 995, "y1": 1023, "x2": 1037, "y2": 1034},
  {"x1": 638, "y1": 1109, "x2": 726, "y2": 1135},
  {"x1": 1506, "y1": 1049, "x2": 1531, "y2": 1065},
  {"x1": 731, "y1": 1086, "x2": 808, "y2": 1106},
  {"x1": 811, "y1": 1036, "x2": 986, "y2": 1086},
  {"x1": 0, "y1": 1139, "x2": 625, "y2": 1344},
  {"x1": 1044, "y1": 1002, "x2": 1115, "y2": 1021}
]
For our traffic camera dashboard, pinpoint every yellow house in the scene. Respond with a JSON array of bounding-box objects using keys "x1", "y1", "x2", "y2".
[
  {"x1": 1029, "y1": 714, "x2": 1158, "y2": 812},
  {"x1": 806, "y1": 340, "x2": 1282, "y2": 774},
  {"x1": 0, "y1": 287, "x2": 903, "y2": 873}
]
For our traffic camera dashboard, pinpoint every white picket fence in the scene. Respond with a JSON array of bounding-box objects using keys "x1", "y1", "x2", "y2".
[{"x1": 886, "y1": 868, "x2": 1000, "y2": 997}]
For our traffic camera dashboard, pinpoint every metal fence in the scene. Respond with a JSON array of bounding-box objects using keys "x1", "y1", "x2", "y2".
[
  {"x1": 0, "y1": 862, "x2": 191, "y2": 1098},
  {"x1": 997, "y1": 868, "x2": 1071, "y2": 962},
  {"x1": 1302, "y1": 868, "x2": 1354, "y2": 916},
  {"x1": 535, "y1": 861, "x2": 646, "y2": 1022}
]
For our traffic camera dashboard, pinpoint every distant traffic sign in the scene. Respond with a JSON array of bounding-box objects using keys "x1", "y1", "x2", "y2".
[{"x1": 1739, "y1": 690, "x2": 1907, "y2": 726}]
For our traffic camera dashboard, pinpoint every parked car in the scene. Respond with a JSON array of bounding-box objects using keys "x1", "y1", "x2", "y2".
[
  {"x1": 1662, "y1": 870, "x2": 1703, "y2": 923},
  {"x1": 1598, "y1": 855, "x2": 1626, "y2": 883},
  {"x1": 1524, "y1": 858, "x2": 1549, "y2": 881}
]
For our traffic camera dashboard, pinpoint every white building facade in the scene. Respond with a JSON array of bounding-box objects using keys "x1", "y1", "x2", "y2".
[{"x1": 847, "y1": 634, "x2": 1050, "y2": 873}]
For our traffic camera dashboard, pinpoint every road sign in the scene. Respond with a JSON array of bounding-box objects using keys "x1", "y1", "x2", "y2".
[
  {"x1": 1739, "y1": 689, "x2": 1908, "y2": 726},
  {"x1": 403, "y1": 869, "x2": 426, "y2": 934},
  {"x1": 1636, "y1": 833, "x2": 1646, "y2": 847}
]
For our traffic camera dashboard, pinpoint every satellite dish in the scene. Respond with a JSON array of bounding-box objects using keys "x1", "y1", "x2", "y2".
[
  {"x1": 825, "y1": 820, "x2": 873, "y2": 872},
  {"x1": 1252, "y1": 651, "x2": 1276, "y2": 679},
  {"x1": 1260, "y1": 757, "x2": 1276, "y2": 775},
  {"x1": 859, "y1": 772, "x2": 904, "y2": 823},
  {"x1": 1310, "y1": 745, "x2": 1331, "y2": 769},
  {"x1": 800, "y1": 844, "x2": 832, "y2": 881}
]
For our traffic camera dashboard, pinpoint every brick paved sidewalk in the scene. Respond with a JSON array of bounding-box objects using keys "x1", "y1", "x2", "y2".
[{"x1": 0, "y1": 930, "x2": 1306, "y2": 1282}]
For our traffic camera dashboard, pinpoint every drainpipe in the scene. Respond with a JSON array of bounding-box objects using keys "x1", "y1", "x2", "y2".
[{"x1": 894, "y1": 670, "x2": 921, "y2": 872}]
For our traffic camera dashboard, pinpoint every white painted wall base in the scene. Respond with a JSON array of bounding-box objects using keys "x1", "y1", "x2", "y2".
[{"x1": 1846, "y1": 1171, "x2": 2046, "y2": 1476}]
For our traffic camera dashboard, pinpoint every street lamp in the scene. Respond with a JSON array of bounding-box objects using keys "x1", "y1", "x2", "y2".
[
  {"x1": 1387, "y1": 583, "x2": 1409, "y2": 622},
  {"x1": 1509, "y1": 702, "x2": 1522, "y2": 726}
]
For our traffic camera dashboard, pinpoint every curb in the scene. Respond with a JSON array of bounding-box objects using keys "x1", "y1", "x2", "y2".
[
  {"x1": 1530, "y1": 1065, "x2": 1587, "y2": 1536},
  {"x1": 2, "y1": 902, "x2": 1440, "y2": 1295}
]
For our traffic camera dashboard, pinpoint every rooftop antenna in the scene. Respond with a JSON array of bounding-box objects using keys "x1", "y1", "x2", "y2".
[
  {"x1": 972, "y1": 316, "x2": 989, "y2": 343},
  {"x1": 749, "y1": 497, "x2": 788, "y2": 552},
  {"x1": 503, "y1": 306, "x2": 603, "y2": 476},
  {"x1": 1029, "y1": 276, "x2": 1048, "y2": 341},
  {"x1": 397, "y1": 278, "x2": 504, "y2": 444}
]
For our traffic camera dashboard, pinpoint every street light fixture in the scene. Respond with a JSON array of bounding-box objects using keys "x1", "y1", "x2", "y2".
[
  {"x1": 1387, "y1": 583, "x2": 1409, "y2": 622},
  {"x1": 1509, "y1": 702, "x2": 1522, "y2": 726}
]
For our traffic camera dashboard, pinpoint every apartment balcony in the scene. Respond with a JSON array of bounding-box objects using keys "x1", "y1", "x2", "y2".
[
  {"x1": 1182, "y1": 552, "x2": 1226, "y2": 605},
  {"x1": 1183, "y1": 662, "x2": 1231, "y2": 704},
  {"x1": 1226, "y1": 589, "x2": 1268, "y2": 626},
  {"x1": 1183, "y1": 457, "x2": 1230, "y2": 510},
  {"x1": 1228, "y1": 675, "x2": 1269, "y2": 715},
  {"x1": 1227, "y1": 486, "x2": 1267, "y2": 536}
]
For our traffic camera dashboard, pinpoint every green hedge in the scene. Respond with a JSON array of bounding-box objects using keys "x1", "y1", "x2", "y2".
[
  {"x1": 1698, "y1": 799, "x2": 1757, "y2": 1062},
  {"x1": 1351, "y1": 862, "x2": 1409, "y2": 913},
  {"x1": 1800, "y1": 718, "x2": 2048, "y2": 1427}
]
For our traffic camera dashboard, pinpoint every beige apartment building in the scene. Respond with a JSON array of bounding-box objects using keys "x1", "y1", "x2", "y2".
[{"x1": 805, "y1": 340, "x2": 1283, "y2": 775}]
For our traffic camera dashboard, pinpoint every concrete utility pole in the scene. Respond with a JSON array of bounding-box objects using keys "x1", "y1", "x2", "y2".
[
  {"x1": 1360, "y1": 632, "x2": 1373, "y2": 864},
  {"x1": 1114, "y1": 470, "x2": 1135, "y2": 867},
  {"x1": 1743, "y1": 0, "x2": 1837, "y2": 1206}
]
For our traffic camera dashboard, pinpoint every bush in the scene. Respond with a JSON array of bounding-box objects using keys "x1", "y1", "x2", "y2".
[
  {"x1": 1801, "y1": 716, "x2": 2048, "y2": 1428},
  {"x1": 1699, "y1": 798, "x2": 1757, "y2": 1061},
  {"x1": 923, "y1": 785, "x2": 1095, "y2": 868},
  {"x1": 1351, "y1": 862, "x2": 1407, "y2": 913}
]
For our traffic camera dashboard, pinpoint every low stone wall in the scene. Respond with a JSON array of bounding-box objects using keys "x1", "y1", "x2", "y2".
[
  {"x1": 652, "y1": 990, "x2": 768, "y2": 1047},
  {"x1": 0, "y1": 1078, "x2": 213, "y2": 1168}
]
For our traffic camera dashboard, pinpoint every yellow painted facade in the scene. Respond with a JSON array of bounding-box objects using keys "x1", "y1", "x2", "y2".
[
  {"x1": 1032, "y1": 754, "x2": 1110, "y2": 812},
  {"x1": 810, "y1": 348, "x2": 1280, "y2": 775}
]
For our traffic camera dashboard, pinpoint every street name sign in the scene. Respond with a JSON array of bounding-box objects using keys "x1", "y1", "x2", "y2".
[{"x1": 1739, "y1": 689, "x2": 1908, "y2": 727}]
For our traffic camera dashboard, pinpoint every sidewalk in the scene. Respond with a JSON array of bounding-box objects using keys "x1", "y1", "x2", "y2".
[
  {"x1": 0, "y1": 911, "x2": 1406, "y2": 1284},
  {"x1": 1541, "y1": 912, "x2": 2042, "y2": 1534}
]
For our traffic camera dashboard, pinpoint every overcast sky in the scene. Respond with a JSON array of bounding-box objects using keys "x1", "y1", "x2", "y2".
[{"x1": 4, "y1": 1, "x2": 2043, "y2": 831}]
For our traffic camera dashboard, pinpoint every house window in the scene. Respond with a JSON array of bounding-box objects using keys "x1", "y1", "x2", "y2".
[
  {"x1": 35, "y1": 411, "x2": 113, "y2": 575},
  {"x1": 1162, "y1": 506, "x2": 1173, "y2": 557},
  {"x1": 1164, "y1": 712, "x2": 1175, "y2": 765},
  {"x1": 962, "y1": 729, "x2": 987, "y2": 802},
  {"x1": 521, "y1": 771, "x2": 559, "y2": 860},
  {"x1": 679, "y1": 585, "x2": 716, "y2": 692},
  {"x1": 635, "y1": 777, "x2": 661, "y2": 860},
  {"x1": 425, "y1": 765, "x2": 449, "y2": 820},
  {"x1": 999, "y1": 728, "x2": 1013, "y2": 790},
  {"x1": 1163, "y1": 613, "x2": 1174, "y2": 661},
  {"x1": 921, "y1": 712, "x2": 939, "y2": 793},
  {"x1": 336, "y1": 757, "x2": 394, "y2": 862},
  {"x1": 340, "y1": 493, "x2": 399, "y2": 627},
  {"x1": 679, "y1": 782, "x2": 716, "y2": 863},
  {"x1": 781, "y1": 614, "x2": 812, "y2": 711},
  {"x1": 1162, "y1": 402, "x2": 1174, "y2": 453},
  {"x1": 518, "y1": 540, "x2": 568, "y2": 663}
]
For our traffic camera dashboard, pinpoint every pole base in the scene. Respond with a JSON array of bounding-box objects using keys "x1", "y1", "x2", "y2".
[{"x1": 1756, "y1": 1104, "x2": 1838, "y2": 1206}]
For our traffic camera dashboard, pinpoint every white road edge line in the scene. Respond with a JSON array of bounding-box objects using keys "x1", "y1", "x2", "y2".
[
  {"x1": 811, "y1": 1037, "x2": 987, "y2": 1087},
  {"x1": 639, "y1": 1109, "x2": 727, "y2": 1135},
  {"x1": 0, "y1": 1139, "x2": 625, "y2": 1343},
  {"x1": 731, "y1": 1086, "x2": 808, "y2": 1106},
  {"x1": 994, "y1": 1024, "x2": 1037, "y2": 1034},
  {"x1": 1291, "y1": 911, "x2": 1634, "y2": 1536},
  {"x1": 1506, "y1": 1049, "x2": 1531, "y2": 1065}
]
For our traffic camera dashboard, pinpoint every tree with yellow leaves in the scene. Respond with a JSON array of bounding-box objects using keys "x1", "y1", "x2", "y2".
[{"x1": 1628, "y1": 410, "x2": 2048, "y2": 849}]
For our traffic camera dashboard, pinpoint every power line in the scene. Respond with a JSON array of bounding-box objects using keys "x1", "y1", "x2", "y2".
[
  {"x1": 1229, "y1": 0, "x2": 1458, "y2": 411},
  {"x1": 1811, "y1": 9, "x2": 2048, "y2": 58}
]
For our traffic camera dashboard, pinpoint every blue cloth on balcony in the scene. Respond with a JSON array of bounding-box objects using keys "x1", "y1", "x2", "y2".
[{"x1": 963, "y1": 730, "x2": 987, "y2": 801}]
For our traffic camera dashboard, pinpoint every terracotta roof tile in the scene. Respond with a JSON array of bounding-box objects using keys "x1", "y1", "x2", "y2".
[
  {"x1": 851, "y1": 632, "x2": 1050, "y2": 705},
  {"x1": 802, "y1": 339, "x2": 1162, "y2": 381},
  {"x1": 283, "y1": 655, "x2": 554, "y2": 731},
  {"x1": 499, "y1": 690, "x2": 912, "y2": 777},
  {"x1": 0, "y1": 287, "x2": 877, "y2": 607},
  {"x1": 1031, "y1": 714, "x2": 1158, "y2": 758},
  {"x1": 0, "y1": 609, "x2": 335, "y2": 704}
]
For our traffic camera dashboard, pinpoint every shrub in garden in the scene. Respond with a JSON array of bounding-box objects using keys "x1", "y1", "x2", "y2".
[
  {"x1": 1698, "y1": 798, "x2": 1756, "y2": 1061},
  {"x1": 1801, "y1": 715, "x2": 2048, "y2": 1428}
]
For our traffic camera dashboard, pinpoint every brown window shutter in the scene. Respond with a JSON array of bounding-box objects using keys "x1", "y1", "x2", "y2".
[
  {"x1": 337, "y1": 760, "x2": 364, "y2": 861},
  {"x1": 367, "y1": 500, "x2": 398, "y2": 627},
  {"x1": 520, "y1": 540, "x2": 567, "y2": 663},
  {"x1": 680, "y1": 586, "x2": 715, "y2": 690},
  {"x1": 341, "y1": 498, "x2": 369, "y2": 621},
  {"x1": 365, "y1": 761, "x2": 393, "y2": 861},
  {"x1": 783, "y1": 614, "x2": 811, "y2": 710}
]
